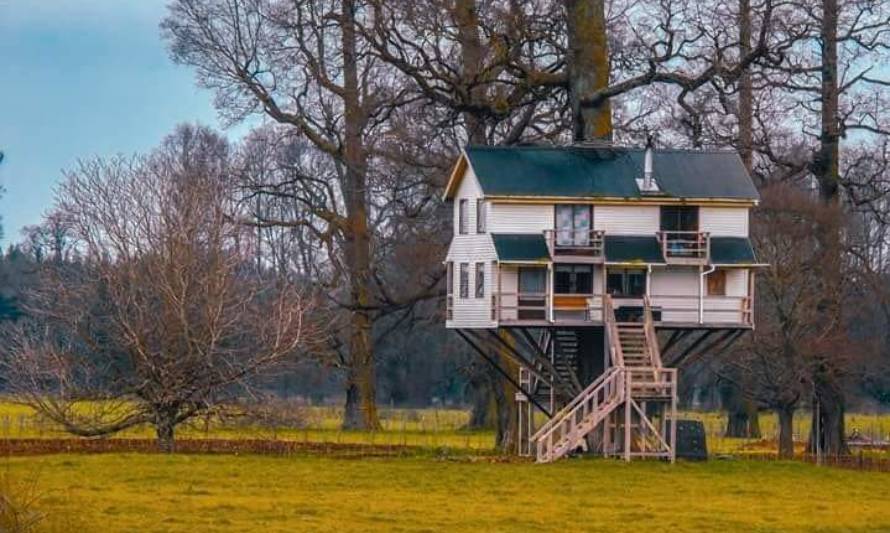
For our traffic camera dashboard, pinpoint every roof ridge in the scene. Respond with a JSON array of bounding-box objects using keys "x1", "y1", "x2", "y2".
[{"x1": 466, "y1": 144, "x2": 740, "y2": 155}]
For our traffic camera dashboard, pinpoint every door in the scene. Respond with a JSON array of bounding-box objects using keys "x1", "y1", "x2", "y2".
[{"x1": 518, "y1": 267, "x2": 547, "y2": 320}]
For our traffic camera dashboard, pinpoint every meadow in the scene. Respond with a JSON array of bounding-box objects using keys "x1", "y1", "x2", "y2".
[{"x1": 4, "y1": 453, "x2": 890, "y2": 532}]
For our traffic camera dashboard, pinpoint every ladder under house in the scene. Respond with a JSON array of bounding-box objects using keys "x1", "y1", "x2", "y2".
[{"x1": 517, "y1": 295, "x2": 679, "y2": 463}]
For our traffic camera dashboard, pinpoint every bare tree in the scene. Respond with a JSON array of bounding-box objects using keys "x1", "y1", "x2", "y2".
[{"x1": 0, "y1": 125, "x2": 315, "y2": 451}]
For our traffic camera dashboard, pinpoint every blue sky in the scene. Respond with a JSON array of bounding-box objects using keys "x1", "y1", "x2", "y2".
[{"x1": 0, "y1": 0, "x2": 237, "y2": 245}]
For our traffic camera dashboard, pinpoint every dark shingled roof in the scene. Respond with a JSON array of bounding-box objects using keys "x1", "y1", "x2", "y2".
[
  {"x1": 492, "y1": 234, "x2": 551, "y2": 262},
  {"x1": 710, "y1": 237, "x2": 758, "y2": 264},
  {"x1": 605, "y1": 236, "x2": 665, "y2": 264},
  {"x1": 464, "y1": 145, "x2": 759, "y2": 201}
]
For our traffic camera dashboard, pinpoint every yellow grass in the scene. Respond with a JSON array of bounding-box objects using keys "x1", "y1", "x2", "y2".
[{"x1": 5, "y1": 453, "x2": 890, "y2": 532}]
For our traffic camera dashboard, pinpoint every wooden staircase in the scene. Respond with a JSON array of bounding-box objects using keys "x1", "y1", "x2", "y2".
[{"x1": 530, "y1": 295, "x2": 678, "y2": 463}]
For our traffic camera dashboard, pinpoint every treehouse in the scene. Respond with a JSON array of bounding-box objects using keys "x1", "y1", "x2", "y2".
[{"x1": 443, "y1": 143, "x2": 764, "y2": 462}]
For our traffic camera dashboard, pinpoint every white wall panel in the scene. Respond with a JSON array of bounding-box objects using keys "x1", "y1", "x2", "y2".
[
  {"x1": 700, "y1": 207, "x2": 749, "y2": 237},
  {"x1": 594, "y1": 205, "x2": 659, "y2": 235}
]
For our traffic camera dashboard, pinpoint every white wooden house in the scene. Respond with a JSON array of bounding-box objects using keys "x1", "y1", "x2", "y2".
[{"x1": 443, "y1": 143, "x2": 764, "y2": 462}]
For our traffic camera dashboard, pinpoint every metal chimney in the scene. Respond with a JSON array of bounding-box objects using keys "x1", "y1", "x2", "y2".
[{"x1": 643, "y1": 134, "x2": 655, "y2": 191}]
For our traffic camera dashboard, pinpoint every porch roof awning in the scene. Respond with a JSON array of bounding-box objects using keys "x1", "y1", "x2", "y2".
[
  {"x1": 710, "y1": 237, "x2": 758, "y2": 265},
  {"x1": 604, "y1": 236, "x2": 665, "y2": 264},
  {"x1": 492, "y1": 233, "x2": 551, "y2": 262}
]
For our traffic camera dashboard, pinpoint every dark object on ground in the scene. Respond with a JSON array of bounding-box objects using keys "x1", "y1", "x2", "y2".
[{"x1": 676, "y1": 420, "x2": 708, "y2": 460}]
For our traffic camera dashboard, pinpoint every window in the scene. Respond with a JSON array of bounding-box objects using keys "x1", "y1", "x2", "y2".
[
  {"x1": 458, "y1": 199, "x2": 469, "y2": 234},
  {"x1": 555, "y1": 265, "x2": 593, "y2": 294},
  {"x1": 660, "y1": 206, "x2": 699, "y2": 232},
  {"x1": 707, "y1": 269, "x2": 727, "y2": 296},
  {"x1": 555, "y1": 204, "x2": 592, "y2": 246},
  {"x1": 459, "y1": 263, "x2": 469, "y2": 298},
  {"x1": 606, "y1": 268, "x2": 647, "y2": 298},
  {"x1": 476, "y1": 199, "x2": 486, "y2": 233},
  {"x1": 475, "y1": 263, "x2": 485, "y2": 298}
]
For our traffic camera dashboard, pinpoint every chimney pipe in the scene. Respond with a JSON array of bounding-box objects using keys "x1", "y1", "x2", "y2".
[{"x1": 643, "y1": 134, "x2": 655, "y2": 191}]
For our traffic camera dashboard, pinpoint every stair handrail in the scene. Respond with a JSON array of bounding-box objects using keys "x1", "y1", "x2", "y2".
[
  {"x1": 642, "y1": 296, "x2": 664, "y2": 369},
  {"x1": 532, "y1": 366, "x2": 626, "y2": 462},
  {"x1": 603, "y1": 294, "x2": 625, "y2": 367},
  {"x1": 531, "y1": 365, "x2": 623, "y2": 443}
]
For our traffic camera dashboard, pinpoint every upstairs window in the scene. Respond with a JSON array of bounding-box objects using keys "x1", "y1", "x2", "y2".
[
  {"x1": 606, "y1": 268, "x2": 647, "y2": 298},
  {"x1": 660, "y1": 206, "x2": 699, "y2": 233},
  {"x1": 476, "y1": 199, "x2": 486, "y2": 233},
  {"x1": 458, "y1": 200, "x2": 469, "y2": 235},
  {"x1": 459, "y1": 263, "x2": 469, "y2": 298},
  {"x1": 555, "y1": 205, "x2": 592, "y2": 246},
  {"x1": 475, "y1": 263, "x2": 485, "y2": 298},
  {"x1": 555, "y1": 265, "x2": 593, "y2": 294}
]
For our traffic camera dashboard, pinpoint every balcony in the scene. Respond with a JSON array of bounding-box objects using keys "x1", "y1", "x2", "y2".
[
  {"x1": 657, "y1": 231, "x2": 710, "y2": 264},
  {"x1": 544, "y1": 229, "x2": 605, "y2": 262}
]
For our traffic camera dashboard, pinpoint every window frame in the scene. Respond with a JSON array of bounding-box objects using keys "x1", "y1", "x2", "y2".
[
  {"x1": 475, "y1": 262, "x2": 485, "y2": 298},
  {"x1": 606, "y1": 268, "x2": 647, "y2": 298},
  {"x1": 459, "y1": 263, "x2": 469, "y2": 298},
  {"x1": 458, "y1": 199, "x2": 469, "y2": 235},
  {"x1": 476, "y1": 199, "x2": 486, "y2": 234},
  {"x1": 660, "y1": 206, "x2": 700, "y2": 232},
  {"x1": 554, "y1": 264, "x2": 594, "y2": 294}
]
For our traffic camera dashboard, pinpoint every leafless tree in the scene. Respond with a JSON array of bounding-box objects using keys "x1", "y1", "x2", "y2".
[{"x1": 0, "y1": 125, "x2": 317, "y2": 451}]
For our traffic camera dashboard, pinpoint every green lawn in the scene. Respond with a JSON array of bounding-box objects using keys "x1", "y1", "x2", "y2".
[{"x1": 5, "y1": 453, "x2": 890, "y2": 532}]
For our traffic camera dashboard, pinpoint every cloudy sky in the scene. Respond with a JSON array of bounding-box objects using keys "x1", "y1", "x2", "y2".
[{"x1": 0, "y1": 0, "x2": 232, "y2": 245}]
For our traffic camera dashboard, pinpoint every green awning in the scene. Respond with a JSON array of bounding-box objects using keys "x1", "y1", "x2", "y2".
[
  {"x1": 492, "y1": 234, "x2": 551, "y2": 262},
  {"x1": 710, "y1": 237, "x2": 757, "y2": 265},
  {"x1": 604, "y1": 236, "x2": 665, "y2": 264}
]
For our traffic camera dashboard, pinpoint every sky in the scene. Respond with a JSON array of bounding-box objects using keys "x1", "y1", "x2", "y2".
[{"x1": 0, "y1": 0, "x2": 237, "y2": 246}]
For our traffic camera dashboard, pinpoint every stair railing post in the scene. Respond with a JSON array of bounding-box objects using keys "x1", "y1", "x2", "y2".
[{"x1": 624, "y1": 370, "x2": 632, "y2": 462}]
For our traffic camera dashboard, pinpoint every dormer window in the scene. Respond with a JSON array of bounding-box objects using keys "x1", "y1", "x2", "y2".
[{"x1": 458, "y1": 199, "x2": 468, "y2": 234}]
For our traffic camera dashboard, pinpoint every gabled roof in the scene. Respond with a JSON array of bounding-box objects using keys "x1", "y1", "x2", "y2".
[
  {"x1": 444, "y1": 145, "x2": 759, "y2": 202},
  {"x1": 492, "y1": 234, "x2": 551, "y2": 262}
]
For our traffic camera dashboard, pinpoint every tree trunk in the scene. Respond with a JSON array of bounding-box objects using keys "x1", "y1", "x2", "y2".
[
  {"x1": 720, "y1": 379, "x2": 761, "y2": 438},
  {"x1": 455, "y1": 0, "x2": 487, "y2": 145},
  {"x1": 495, "y1": 331, "x2": 519, "y2": 453},
  {"x1": 467, "y1": 366, "x2": 497, "y2": 429},
  {"x1": 155, "y1": 408, "x2": 177, "y2": 453},
  {"x1": 777, "y1": 405, "x2": 795, "y2": 459},
  {"x1": 807, "y1": 0, "x2": 846, "y2": 455},
  {"x1": 725, "y1": 403, "x2": 762, "y2": 439},
  {"x1": 737, "y1": 0, "x2": 754, "y2": 171},
  {"x1": 340, "y1": 0, "x2": 380, "y2": 430},
  {"x1": 808, "y1": 377, "x2": 849, "y2": 456},
  {"x1": 565, "y1": 0, "x2": 612, "y2": 141}
]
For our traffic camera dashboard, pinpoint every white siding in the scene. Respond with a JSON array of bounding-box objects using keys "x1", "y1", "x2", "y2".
[
  {"x1": 488, "y1": 203, "x2": 552, "y2": 233},
  {"x1": 725, "y1": 268, "x2": 748, "y2": 297},
  {"x1": 446, "y1": 166, "x2": 497, "y2": 328},
  {"x1": 650, "y1": 267, "x2": 700, "y2": 323},
  {"x1": 700, "y1": 207, "x2": 749, "y2": 237},
  {"x1": 595, "y1": 205, "x2": 659, "y2": 235}
]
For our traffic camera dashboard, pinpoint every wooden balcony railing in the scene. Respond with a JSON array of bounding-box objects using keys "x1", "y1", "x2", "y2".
[
  {"x1": 544, "y1": 229, "x2": 605, "y2": 258},
  {"x1": 657, "y1": 231, "x2": 710, "y2": 263}
]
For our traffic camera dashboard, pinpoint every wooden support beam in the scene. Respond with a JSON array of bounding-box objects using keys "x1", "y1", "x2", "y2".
[
  {"x1": 491, "y1": 329, "x2": 578, "y2": 398},
  {"x1": 515, "y1": 327, "x2": 583, "y2": 394},
  {"x1": 682, "y1": 329, "x2": 747, "y2": 368},
  {"x1": 660, "y1": 329, "x2": 687, "y2": 357},
  {"x1": 665, "y1": 329, "x2": 716, "y2": 368},
  {"x1": 455, "y1": 329, "x2": 552, "y2": 417}
]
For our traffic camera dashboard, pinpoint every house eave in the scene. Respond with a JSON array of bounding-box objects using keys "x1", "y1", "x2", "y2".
[{"x1": 484, "y1": 195, "x2": 759, "y2": 207}]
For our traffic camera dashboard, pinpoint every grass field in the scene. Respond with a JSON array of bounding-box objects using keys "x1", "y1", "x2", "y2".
[
  {"x1": 4, "y1": 453, "x2": 890, "y2": 532},
  {"x1": 1, "y1": 401, "x2": 888, "y2": 458}
]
